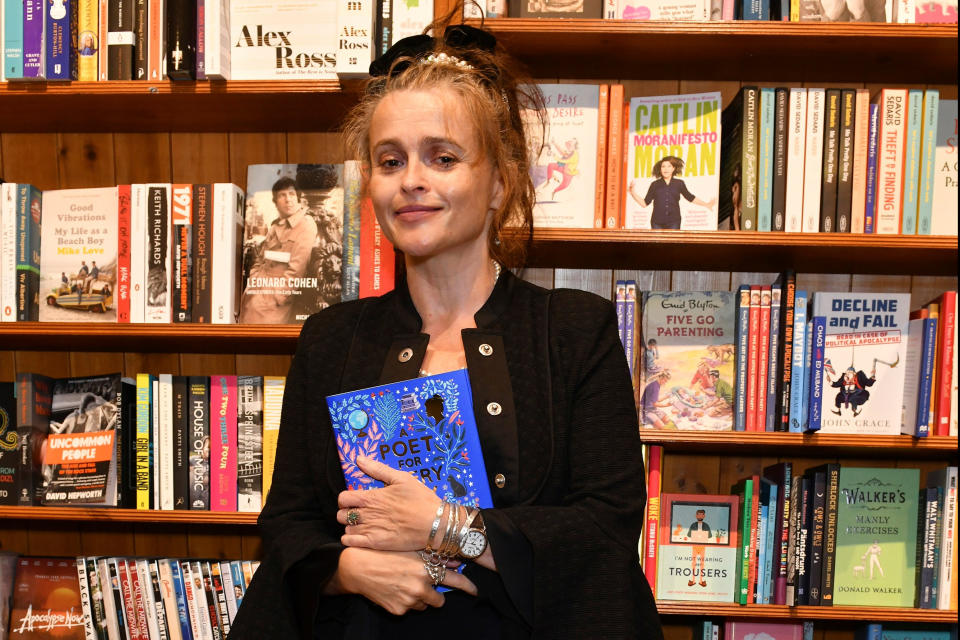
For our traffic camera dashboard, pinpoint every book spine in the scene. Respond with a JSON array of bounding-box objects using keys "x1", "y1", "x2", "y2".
[
  {"x1": 746, "y1": 285, "x2": 761, "y2": 431},
  {"x1": 188, "y1": 376, "x2": 210, "y2": 510},
  {"x1": 98, "y1": 0, "x2": 108, "y2": 79},
  {"x1": 757, "y1": 88, "x2": 775, "y2": 232},
  {"x1": 171, "y1": 184, "x2": 193, "y2": 323},
  {"x1": 16, "y1": 373, "x2": 52, "y2": 506},
  {"x1": 766, "y1": 285, "x2": 781, "y2": 431},
  {"x1": 172, "y1": 376, "x2": 190, "y2": 509},
  {"x1": 22, "y1": 0, "x2": 45, "y2": 78},
  {"x1": 45, "y1": 0, "x2": 75, "y2": 79},
  {"x1": 204, "y1": 0, "x2": 229, "y2": 79},
  {"x1": 129, "y1": 184, "x2": 146, "y2": 323},
  {"x1": 145, "y1": 184, "x2": 172, "y2": 323},
  {"x1": 936, "y1": 467, "x2": 957, "y2": 610},
  {"x1": 16, "y1": 185, "x2": 41, "y2": 322},
  {"x1": 376, "y1": 0, "x2": 391, "y2": 57},
  {"x1": 737, "y1": 479, "x2": 753, "y2": 604},
  {"x1": 147, "y1": 0, "x2": 164, "y2": 79},
  {"x1": 180, "y1": 562, "x2": 204, "y2": 640},
  {"x1": 771, "y1": 87, "x2": 789, "y2": 231},
  {"x1": 159, "y1": 374, "x2": 174, "y2": 510},
  {"x1": 195, "y1": 0, "x2": 205, "y2": 79},
  {"x1": 211, "y1": 375, "x2": 238, "y2": 511},
  {"x1": 135, "y1": 373, "x2": 151, "y2": 510},
  {"x1": 606, "y1": 84, "x2": 624, "y2": 228},
  {"x1": 0, "y1": 184, "x2": 18, "y2": 322},
  {"x1": 916, "y1": 90, "x2": 940, "y2": 235},
  {"x1": 863, "y1": 103, "x2": 880, "y2": 234},
  {"x1": 935, "y1": 291, "x2": 957, "y2": 436},
  {"x1": 341, "y1": 162, "x2": 362, "y2": 302},
  {"x1": 801, "y1": 88, "x2": 825, "y2": 233},
  {"x1": 875, "y1": 89, "x2": 908, "y2": 234},
  {"x1": 198, "y1": 561, "x2": 222, "y2": 640},
  {"x1": 209, "y1": 563, "x2": 230, "y2": 636},
  {"x1": 784, "y1": 88, "x2": 807, "y2": 232},
  {"x1": 335, "y1": 0, "x2": 374, "y2": 77},
  {"x1": 734, "y1": 286, "x2": 750, "y2": 430},
  {"x1": 901, "y1": 89, "x2": 924, "y2": 234},
  {"x1": 4, "y1": 0, "x2": 24, "y2": 78},
  {"x1": 151, "y1": 378, "x2": 158, "y2": 509},
  {"x1": 594, "y1": 83, "x2": 609, "y2": 228},
  {"x1": 77, "y1": 557, "x2": 99, "y2": 640},
  {"x1": 615, "y1": 280, "x2": 626, "y2": 348},
  {"x1": 141, "y1": 560, "x2": 166, "y2": 640},
  {"x1": 624, "y1": 282, "x2": 636, "y2": 382},
  {"x1": 169, "y1": 560, "x2": 194, "y2": 640},
  {"x1": 757, "y1": 286, "x2": 771, "y2": 430},
  {"x1": 820, "y1": 463, "x2": 840, "y2": 605},
  {"x1": 107, "y1": 0, "x2": 134, "y2": 80},
  {"x1": 806, "y1": 316, "x2": 826, "y2": 432},
  {"x1": 133, "y1": 0, "x2": 145, "y2": 78},
  {"x1": 774, "y1": 466, "x2": 792, "y2": 604},
  {"x1": 914, "y1": 317, "x2": 938, "y2": 436},
  {"x1": 835, "y1": 88, "x2": 856, "y2": 233},
  {"x1": 237, "y1": 375, "x2": 263, "y2": 513},
  {"x1": 850, "y1": 89, "x2": 870, "y2": 234},
  {"x1": 776, "y1": 272, "x2": 796, "y2": 431},
  {"x1": 220, "y1": 561, "x2": 237, "y2": 626},
  {"x1": 262, "y1": 376, "x2": 285, "y2": 502},
  {"x1": 117, "y1": 560, "x2": 141, "y2": 640},
  {"x1": 789, "y1": 291, "x2": 808, "y2": 432},
  {"x1": 642, "y1": 445, "x2": 662, "y2": 594},
  {"x1": 117, "y1": 184, "x2": 132, "y2": 323},
  {"x1": 155, "y1": 560, "x2": 179, "y2": 640},
  {"x1": 359, "y1": 197, "x2": 388, "y2": 298},
  {"x1": 211, "y1": 183, "x2": 243, "y2": 325},
  {"x1": 819, "y1": 88, "x2": 841, "y2": 233},
  {"x1": 741, "y1": 87, "x2": 759, "y2": 231},
  {"x1": 807, "y1": 470, "x2": 826, "y2": 605},
  {"x1": 97, "y1": 557, "x2": 121, "y2": 640},
  {"x1": 191, "y1": 183, "x2": 211, "y2": 323},
  {"x1": 165, "y1": 0, "x2": 195, "y2": 79},
  {"x1": 785, "y1": 475, "x2": 802, "y2": 604},
  {"x1": 747, "y1": 478, "x2": 759, "y2": 603},
  {"x1": 918, "y1": 485, "x2": 939, "y2": 608}
]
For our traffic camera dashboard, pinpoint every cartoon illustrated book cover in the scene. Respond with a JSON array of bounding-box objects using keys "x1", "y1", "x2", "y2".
[
  {"x1": 238, "y1": 164, "x2": 344, "y2": 325},
  {"x1": 8, "y1": 557, "x2": 85, "y2": 639},
  {"x1": 326, "y1": 369, "x2": 493, "y2": 509},
  {"x1": 655, "y1": 493, "x2": 740, "y2": 602},
  {"x1": 625, "y1": 92, "x2": 722, "y2": 230},
  {"x1": 811, "y1": 292, "x2": 910, "y2": 435},
  {"x1": 617, "y1": 0, "x2": 710, "y2": 19},
  {"x1": 38, "y1": 187, "x2": 118, "y2": 323},
  {"x1": 723, "y1": 621, "x2": 803, "y2": 640},
  {"x1": 639, "y1": 291, "x2": 736, "y2": 431},
  {"x1": 526, "y1": 83, "x2": 602, "y2": 229},
  {"x1": 833, "y1": 466, "x2": 920, "y2": 607}
]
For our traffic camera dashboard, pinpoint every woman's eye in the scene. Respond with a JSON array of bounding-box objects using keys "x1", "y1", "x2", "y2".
[
  {"x1": 378, "y1": 157, "x2": 401, "y2": 170},
  {"x1": 436, "y1": 155, "x2": 457, "y2": 166}
]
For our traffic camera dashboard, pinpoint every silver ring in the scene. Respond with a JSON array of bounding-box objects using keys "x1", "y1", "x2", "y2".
[{"x1": 346, "y1": 509, "x2": 360, "y2": 526}]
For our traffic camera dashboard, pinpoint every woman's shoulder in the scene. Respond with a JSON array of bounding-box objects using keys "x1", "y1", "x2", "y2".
[
  {"x1": 295, "y1": 293, "x2": 396, "y2": 349},
  {"x1": 542, "y1": 285, "x2": 615, "y2": 332}
]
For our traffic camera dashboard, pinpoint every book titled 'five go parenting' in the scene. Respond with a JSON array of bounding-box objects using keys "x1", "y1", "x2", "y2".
[{"x1": 326, "y1": 369, "x2": 493, "y2": 510}]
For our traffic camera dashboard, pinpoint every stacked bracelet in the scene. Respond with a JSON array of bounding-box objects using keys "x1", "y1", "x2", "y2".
[{"x1": 421, "y1": 499, "x2": 462, "y2": 586}]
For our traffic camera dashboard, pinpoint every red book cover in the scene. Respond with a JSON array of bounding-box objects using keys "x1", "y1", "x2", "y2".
[
  {"x1": 358, "y1": 198, "x2": 395, "y2": 299},
  {"x1": 117, "y1": 184, "x2": 132, "y2": 323},
  {"x1": 8, "y1": 557, "x2": 85, "y2": 639},
  {"x1": 116, "y1": 559, "x2": 142, "y2": 640},
  {"x1": 746, "y1": 286, "x2": 761, "y2": 431},
  {"x1": 210, "y1": 374, "x2": 238, "y2": 512},
  {"x1": 725, "y1": 621, "x2": 803, "y2": 640},
  {"x1": 171, "y1": 184, "x2": 193, "y2": 323},
  {"x1": 128, "y1": 559, "x2": 151, "y2": 640},
  {"x1": 604, "y1": 84, "x2": 624, "y2": 229},
  {"x1": 594, "y1": 83, "x2": 609, "y2": 229},
  {"x1": 620, "y1": 101, "x2": 629, "y2": 229},
  {"x1": 642, "y1": 445, "x2": 663, "y2": 593},
  {"x1": 934, "y1": 291, "x2": 956, "y2": 435},
  {"x1": 756, "y1": 286, "x2": 772, "y2": 431}
]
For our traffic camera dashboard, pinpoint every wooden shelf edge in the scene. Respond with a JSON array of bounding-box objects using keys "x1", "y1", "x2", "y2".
[
  {"x1": 0, "y1": 79, "x2": 351, "y2": 96},
  {"x1": 641, "y1": 431, "x2": 959, "y2": 454},
  {"x1": 0, "y1": 505, "x2": 258, "y2": 524},
  {"x1": 656, "y1": 600, "x2": 959, "y2": 621}
]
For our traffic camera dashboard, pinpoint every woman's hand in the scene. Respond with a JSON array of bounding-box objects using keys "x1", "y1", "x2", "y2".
[
  {"x1": 337, "y1": 456, "x2": 443, "y2": 551},
  {"x1": 329, "y1": 547, "x2": 477, "y2": 615}
]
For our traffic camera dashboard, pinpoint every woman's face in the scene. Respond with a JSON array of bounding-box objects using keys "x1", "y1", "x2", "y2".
[
  {"x1": 660, "y1": 160, "x2": 675, "y2": 180},
  {"x1": 367, "y1": 88, "x2": 503, "y2": 261}
]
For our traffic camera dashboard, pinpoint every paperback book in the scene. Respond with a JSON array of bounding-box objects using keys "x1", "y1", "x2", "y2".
[{"x1": 8, "y1": 557, "x2": 85, "y2": 639}]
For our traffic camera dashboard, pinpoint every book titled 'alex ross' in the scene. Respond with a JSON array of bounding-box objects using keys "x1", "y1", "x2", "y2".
[{"x1": 326, "y1": 369, "x2": 493, "y2": 509}]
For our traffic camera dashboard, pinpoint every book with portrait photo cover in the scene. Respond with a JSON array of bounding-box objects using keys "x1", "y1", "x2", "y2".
[{"x1": 326, "y1": 369, "x2": 493, "y2": 510}]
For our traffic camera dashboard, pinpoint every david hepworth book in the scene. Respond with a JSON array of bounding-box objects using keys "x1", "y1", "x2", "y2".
[
  {"x1": 811, "y1": 292, "x2": 911, "y2": 435},
  {"x1": 655, "y1": 493, "x2": 740, "y2": 602},
  {"x1": 639, "y1": 291, "x2": 736, "y2": 431},
  {"x1": 624, "y1": 92, "x2": 722, "y2": 230},
  {"x1": 326, "y1": 369, "x2": 493, "y2": 509},
  {"x1": 238, "y1": 163, "x2": 344, "y2": 325}
]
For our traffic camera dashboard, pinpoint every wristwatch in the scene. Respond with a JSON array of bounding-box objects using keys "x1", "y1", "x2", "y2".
[{"x1": 457, "y1": 508, "x2": 488, "y2": 560}]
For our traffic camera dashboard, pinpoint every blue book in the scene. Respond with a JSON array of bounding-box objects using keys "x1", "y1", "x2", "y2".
[
  {"x1": 170, "y1": 559, "x2": 195, "y2": 640},
  {"x1": 864, "y1": 103, "x2": 880, "y2": 234},
  {"x1": 21, "y1": 0, "x2": 45, "y2": 78},
  {"x1": 856, "y1": 624, "x2": 883, "y2": 640},
  {"x1": 917, "y1": 89, "x2": 940, "y2": 235},
  {"x1": 740, "y1": 0, "x2": 769, "y2": 19},
  {"x1": 44, "y1": 0, "x2": 73, "y2": 79},
  {"x1": 615, "y1": 280, "x2": 626, "y2": 349},
  {"x1": 765, "y1": 284, "x2": 781, "y2": 431},
  {"x1": 624, "y1": 282, "x2": 637, "y2": 380},
  {"x1": 734, "y1": 286, "x2": 751, "y2": 431},
  {"x1": 901, "y1": 89, "x2": 924, "y2": 235},
  {"x1": 915, "y1": 317, "x2": 939, "y2": 436},
  {"x1": 3, "y1": 0, "x2": 24, "y2": 78},
  {"x1": 327, "y1": 369, "x2": 493, "y2": 509},
  {"x1": 788, "y1": 291, "x2": 807, "y2": 433},
  {"x1": 805, "y1": 316, "x2": 826, "y2": 433},
  {"x1": 229, "y1": 560, "x2": 246, "y2": 608},
  {"x1": 757, "y1": 88, "x2": 775, "y2": 232},
  {"x1": 800, "y1": 315, "x2": 813, "y2": 431},
  {"x1": 763, "y1": 482, "x2": 778, "y2": 604}
]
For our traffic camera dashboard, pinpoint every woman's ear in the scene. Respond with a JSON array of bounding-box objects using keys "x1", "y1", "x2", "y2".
[{"x1": 490, "y1": 169, "x2": 505, "y2": 212}]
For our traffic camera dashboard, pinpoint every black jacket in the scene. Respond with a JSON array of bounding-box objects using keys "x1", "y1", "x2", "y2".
[{"x1": 228, "y1": 270, "x2": 662, "y2": 639}]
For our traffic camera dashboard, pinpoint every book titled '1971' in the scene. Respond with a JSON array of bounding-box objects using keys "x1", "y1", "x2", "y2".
[{"x1": 326, "y1": 369, "x2": 493, "y2": 509}]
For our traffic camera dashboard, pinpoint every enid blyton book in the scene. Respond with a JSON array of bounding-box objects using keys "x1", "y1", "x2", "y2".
[
  {"x1": 811, "y1": 292, "x2": 910, "y2": 435},
  {"x1": 624, "y1": 92, "x2": 722, "y2": 230},
  {"x1": 639, "y1": 291, "x2": 736, "y2": 431},
  {"x1": 656, "y1": 493, "x2": 740, "y2": 602},
  {"x1": 8, "y1": 557, "x2": 85, "y2": 639},
  {"x1": 326, "y1": 369, "x2": 493, "y2": 509}
]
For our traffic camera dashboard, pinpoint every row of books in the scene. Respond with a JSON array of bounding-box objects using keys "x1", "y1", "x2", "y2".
[
  {"x1": 642, "y1": 449, "x2": 959, "y2": 610},
  {"x1": 0, "y1": 162, "x2": 397, "y2": 324},
  {"x1": 694, "y1": 621, "x2": 954, "y2": 640},
  {"x1": 529, "y1": 84, "x2": 958, "y2": 235},
  {"x1": 0, "y1": 0, "x2": 435, "y2": 82},
  {"x1": 468, "y1": 0, "x2": 957, "y2": 20},
  {"x1": 616, "y1": 280, "x2": 959, "y2": 437},
  {"x1": 0, "y1": 554, "x2": 258, "y2": 640},
  {"x1": 1, "y1": 373, "x2": 288, "y2": 512}
]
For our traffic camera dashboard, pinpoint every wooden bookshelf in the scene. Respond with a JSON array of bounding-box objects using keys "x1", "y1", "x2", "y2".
[
  {"x1": 0, "y1": 505, "x2": 258, "y2": 525},
  {"x1": 656, "y1": 601, "x2": 959, "y2": 621}
]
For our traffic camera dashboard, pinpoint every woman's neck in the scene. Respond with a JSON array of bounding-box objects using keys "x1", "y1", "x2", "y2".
[{"x1": 406, "y1": 252, "x2": 499, "y2": 335}]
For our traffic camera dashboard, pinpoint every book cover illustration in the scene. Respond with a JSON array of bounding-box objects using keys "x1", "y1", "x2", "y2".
[
  {"x1": 239, "y1": 164, "x2": 344, "y2": 324},
  {"x1": 724, "y1": 621, "x2": 803, "y2": 640},
  {"x1": 833, "y1": 466, "x2": 919, "y2": 607},
  {"x1": 617, "y1": 0, "x2": 710, "y2": 19},
  {"x1": 639, "y1": 291, "x2": 736, "y2": 431},
  {"x1": 811, "y1": 293, "x2": 910, "y2": 435},
  {"x1": 625, "y1": 92, "x2": 721, "y2": 230},
  {"x1": 0, "y1": 382, "x2": 18, "y2": 505},
  {"x1": 930, "y1": 99, "x2": 958, "y2": 236},
  {"x1": 526, "y1": 84, "x2": 601, "y2": 229},
  {"x1": 8, "y1": 557, "x2": 85, "y2": 639},
  {"x1": 655, "y1": 493, "x2": 740, "y2": 602},
  {"x1": 326, "y1": 369, "x2": 493, "y2": 509},
  {"x1": 41, "y1": 374, "x2": 120, "y2": 506}
]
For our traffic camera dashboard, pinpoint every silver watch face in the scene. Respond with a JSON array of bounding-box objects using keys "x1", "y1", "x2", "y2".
[{"x1": 459, "y1": 529, "x2": 487, "y2": 559}]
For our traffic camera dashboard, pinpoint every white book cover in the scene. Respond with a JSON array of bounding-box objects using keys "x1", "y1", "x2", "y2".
[
  {"x1": 130, "y1": 184, "x2": 147, "y2": 324},
  {"x1": 527, "y1": 84, "x2": 601, "y2": 229},
  {"x1": 336, "y1": 0, "x2": 374, "y2": 77},
  {"x1": 190, "y1": 561, "x2": 215, "y2": 640},
  {"x1": 157, "y1": 559, "x2": 183, "y2": 640},
  {"x1": 931, "y1": 99, "x2": 958, "y2": 236},
  {"x1": 152, "y1": 378, "x2": 160, "y2": 507},
  {"x1": 96, "y1": 557, "x2": 121, "y2": 640},
  {"x1": 135, "y1": 559, "x2": 162, "y2": 640},
  {"x1": 212, "y1": 183, "x2": 245, "y2": 324},
  {"x1": 0, "y1": 183, "x2": 17, "y2": 322},
  {"x1": 895, "y1": 0, "x2": 917, "y2": 20},
  {"x1": 617, "y1": 0, "x2": 710, "y2": 19},
  {"x1": 875, "y1": 89, "x2": 908, "y2": 235},
  {"x1": 38, "y1": 187, "x2": 119, "y2": 322},
  {"x1": 158, "y1": 373, "x2": 174, "y2": 511},
  {"x1": 144, "y1": 183, "x2": 172, "y2": 324},
  {"x1": 204, "y1": 0, "x2": 231, "y2": 78},
  {"x1": 812, "y1": 291, "x2": 911, "y2": 435},
  {"x1": 75, "y1": 557, "x2": 97, "y2": 640},
  {"x1": 801, "y1": 88, "x2": 825, "y2": 233},
  {"x1": 901, "y1": 317, "x2": 925, "y2": 435},
  {"x1": 784, "y1": 88, "x2": 807, "y2": 233},
  {"x1": 393, "y1": 0, "x2": 433, "y2": 43},
  {"x1": 463, "y1": 0, "x2": 485, "y2": 17},
  {"x1": 624, "y1": 92, "x2": 721, "y2": 230},
  {"x1": 229, "y1": 0, "x2": 337, "y2": 79},
  {"x1": 180, "y1": 562, "x2": 207, "y2": 640},
  {"x1": 220, "y1": 560, "x2": 238, "y2": 624}
]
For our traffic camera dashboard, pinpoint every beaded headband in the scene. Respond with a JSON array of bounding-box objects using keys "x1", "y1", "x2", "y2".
[{"x1": 368, "y1": 24, "x2": 496, "y2": 77}]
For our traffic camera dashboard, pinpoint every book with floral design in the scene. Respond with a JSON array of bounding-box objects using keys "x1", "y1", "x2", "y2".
[{"x1": 326, "y1": 369, "x2": 493, "y2": 509}]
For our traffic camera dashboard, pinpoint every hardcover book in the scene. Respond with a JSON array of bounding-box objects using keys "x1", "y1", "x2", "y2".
[
  {"x1": 724, "y1": 621, "x2": 803, "y2": 640},
  {"x1": 9, "y1": 557, "x2": 85, "y2": 639},
  {"x1": 326, "y1": 369, "x2": 493, "y2": 509},
  {"x1": 833, "y1": 466, "x2": 919, "y2": 607},
  {"x1": 625, "y1": 92, "x2": 722, "y2": 230},
  {"x1": 655, "y1": 493, "x2": 740, "y2": 602},
  {"x1": 811, "y1": 292, "x2": 911, "y2": 435},
  {"x1": 930, "y1": 99, "x2": 958, "y2": 236},
  {"x1": 639, "y1": 291, "x2": 736, "y2": 431},
  {"x1": 238, "y1": 164, "x2": 344, "y2": 325}
]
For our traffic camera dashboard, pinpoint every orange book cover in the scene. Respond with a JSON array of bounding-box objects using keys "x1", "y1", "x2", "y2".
[
  {"x1": 8, "y1": 557, "x2": 85, "y2": 639},
  {"x1": 849, "y1": 89, "x2": 870, "y2": 233},
  {"x1": 594, "y1": 84, "x2": 610, "y2": 228},
  {"x1": 642, "y1": 445, "x2": 663, "y2": 594},
  {"x1": 604, "y1": 84, "x2": 625, "y2": 229}
]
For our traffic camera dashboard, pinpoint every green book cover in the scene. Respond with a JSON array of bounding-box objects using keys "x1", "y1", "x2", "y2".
[
  {"x1": 881, "y1": 633, "x2": 950, "y2": 640},
  {"x1": 834, "y1": 467, "x2": 919, "y2": 607}
]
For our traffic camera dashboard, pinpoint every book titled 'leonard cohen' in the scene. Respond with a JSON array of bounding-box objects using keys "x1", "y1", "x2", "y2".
[
  {"x1": 811, "y1": 292, "x2": 910, "y2": 435},
  {"x1": 326, "y1": 369, "x2": 493, "y2": 510}
]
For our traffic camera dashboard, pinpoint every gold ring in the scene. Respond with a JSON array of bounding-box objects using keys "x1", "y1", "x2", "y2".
[{"x1": 346, "y1": 509, "x2": 360, "y2": 526}]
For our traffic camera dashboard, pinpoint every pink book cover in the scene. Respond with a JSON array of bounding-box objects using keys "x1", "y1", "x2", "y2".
[
  {"x1": 756, "y1": 286, "x2": 772, "y2": 431},
  {"x1": 724, "y1": 621, "x2": 803, "y2": 640},
  {"x1": 211, "y1": 375, "x2": 238, "y2": 511}
]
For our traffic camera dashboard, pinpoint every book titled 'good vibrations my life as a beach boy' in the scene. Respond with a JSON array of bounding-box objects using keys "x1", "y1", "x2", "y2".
[{"x1": 326, "y1": 369, "x2": 493, "y2": 510}]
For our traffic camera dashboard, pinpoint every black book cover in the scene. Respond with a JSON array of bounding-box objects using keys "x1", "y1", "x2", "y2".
[
  {"x1": 376, "y1": 0, "x2": 392, "y2": 58},
  {"x1": 785, "y1": 474, "x2": 802, "y2": 605},
  {"x1": 166, "y1": 0, "x2": 197, "y2": 80},
  {"x1": 819, "y1": 89, "x2": 841, "y2": 233},
  {"x1": 15, "y1": 372, "x2": 53, "y2": 506},
  {"x1": 917, "y1": 485, "x2": 940, "y2": 608},
  {"x1": 0, "y1": 382, "x2": 18, "y2": 505},
  {"x1": 835, "y1": 89, "x2": 856, "y2": 233},
  {"x1": 210, "y1": 561, "x2": 231, "y2": 637},
  {"x1": 795, "y1": 475, "x2": 811, "y2": 605},
  {"x1": 771, "y1": 87, "x2": 789, "y2": 231},
  {"x1": 107, "y1": 0, "x2": 135, "y2": 80},
  {"x1": 120, "y1": 377, "x2": 137, "y2": 508},
  {"x1": 741, "y1": 87, "x2": 760, "y2": 231},
  {"x1": 810, "y1": 463, "x2": 840, "y2": 605},
  {"x1": 775, "y1": 269, "x2": 796, "y2": 431},
  {"x1": 763, "y1": 461, "x2": 792, "y2": 604},
  {"x1": 806, "y1": 469, "x2": 826, "y2": 606},
  {"x1": 192, "y1": 184, "x2": 211, "y2": 323},
  {"x1": 173, "y1": 375, "x2": 190, "y2": 509},
  {"x1": 719, "y1": 89, "x2": 745, "y2": 230},
  {"x1": 134, "y1": 0, "x2": 147, "y2": 78},
  {"x1": 188, "y1": 376, "x2": 210, "y2": 510}
]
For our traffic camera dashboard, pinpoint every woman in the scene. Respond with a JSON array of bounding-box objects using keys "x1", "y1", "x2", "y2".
[
  {"x1": 229, "y1": 16, "x2": 661, "y2": 640},
  {"x1": 627, "y1": 155, "x2": 716, "y2": 230}
]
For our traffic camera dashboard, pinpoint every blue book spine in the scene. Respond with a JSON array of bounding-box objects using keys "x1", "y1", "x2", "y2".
[
  {"x1": 741, "y1": 0, "x2": 768, "y2": 19},
  {"x1": 44, "y1": 0, "x2": 72, "y2": 79},
  {"x1": 4, "y1": 0, "x2": 24, "y2": 78},
  {"x1": 734, "y1": 285, "x2": 751, "y2": 431},
  {"x1": 788, "y1": 291, "x2": 808, "y2": 433},
  {"x1": 615, "y1": 280, "x2": 626, "y2": 350},
  {"x1": 806, "y1": 316, "x2": 826, "y2": 433},
  {"x1": 764, "y1": 483, "x2": 778, "y2": 604},
  {"x1": 900, "y1": 89, "x2": 924, "y2": 235},
  {"x1": 21, "y1": 0, "x2": 45, "y2": 78},
  {"x1": 864, "y1": 103, "x2": 880, "y2": 234},
  {"x1": 757, "y1": 498, "x2": 768, "y2": 603},
  {"x1": 915, "y1": 317, "x2": 939, "y2": 436},
  {"x1": 624, "y1": 282, "x2": 637, "y2": 380},
  {"x1": 856, "y1": 623, "x2": 883, "y2": 640},
  {"x1": 800, "y1": 316, "x2": 813, "y2": 431},
  {"x1": 765, "y1": 285, "x2": 781, "y2": 431},
  {"x1": 757, "y1": 88, "x2": 775, "y2": 232},
  {"x1": 169, "y1": 559, "x2": 195, "y2": 640},
  {"x1": 229, "y1": 560, "x2": 246, "y2": 606},
  {"x1": 917, "y1": 90, "x2": 940, "y2": 235}
]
